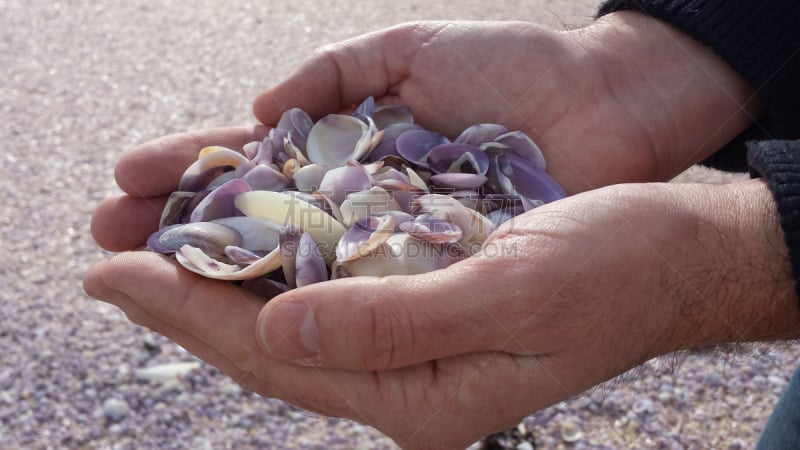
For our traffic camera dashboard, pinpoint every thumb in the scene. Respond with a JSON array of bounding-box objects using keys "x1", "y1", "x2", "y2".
[{"x1": 255, "y1": 260, "x2": 519, "y2": 370}]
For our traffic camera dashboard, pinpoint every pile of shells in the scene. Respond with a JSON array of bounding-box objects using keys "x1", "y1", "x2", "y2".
[{"x1": 147, "y1": 97, "x2": 566, "y2": 293}]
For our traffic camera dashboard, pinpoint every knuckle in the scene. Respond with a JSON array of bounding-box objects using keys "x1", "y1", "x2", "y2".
[{"x1": 360, "y1": 291, "x2": 412, "y2": 371}]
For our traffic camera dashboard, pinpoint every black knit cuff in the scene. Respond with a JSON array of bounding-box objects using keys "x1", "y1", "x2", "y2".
[
  {"x1": 597, "y1": 1, "x2": 800, "y2": 171},
  {"x1": 748, "y1": 140, "x2": 800, "y2": 301}
]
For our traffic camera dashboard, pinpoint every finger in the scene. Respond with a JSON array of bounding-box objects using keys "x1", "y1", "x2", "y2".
[
  {"x1": 83, "y1": 253, "x2": 377, "y2": 420},
  {"x1": 255, "y1": 257, "x2": 528, "y2": 370},
  {"x1": 115, "y1": 125, "x2": 268, "y2": 198},
  {"x1": 83, "y1": 253, "x2": 562, "y2": 449},
  {"x1": 90, "y1": 194, "x2": 167, "y2": 251},
  {"x1": 252, "y1": 22, "x2": 447, "y2": 124}
]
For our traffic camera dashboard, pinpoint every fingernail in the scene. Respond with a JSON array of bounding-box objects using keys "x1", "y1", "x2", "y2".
[{"x1": 259, "y1": 302, "x2": 319, "y2": 359}]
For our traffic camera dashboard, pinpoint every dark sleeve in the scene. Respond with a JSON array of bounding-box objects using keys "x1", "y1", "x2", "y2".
[
  {"x1": 597, "y1": 0, "x2": 800, "y2": 172},
  {"x1": 749, "y1": 140, "x2": 800, "y2": 301}
]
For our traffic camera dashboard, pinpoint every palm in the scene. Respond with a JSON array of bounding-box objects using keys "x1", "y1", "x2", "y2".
[{"x1": 254, "y1": 21, "x2": 662, "y2": 194}]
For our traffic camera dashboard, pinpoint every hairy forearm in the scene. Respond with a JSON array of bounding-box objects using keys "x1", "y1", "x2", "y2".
[
  {"x1": 572, "y1": 11, "x2": 760, "y2": 179},
  {"x1": 664, "y1": 180, "x2": 800, "y2": 350}
]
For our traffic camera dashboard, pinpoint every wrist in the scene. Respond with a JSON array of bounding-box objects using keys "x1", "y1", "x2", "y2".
[
  {"x1": 570, "y1": 11, "x2": 760, "y2": 179},
  {"x1": 664, "y1": 180, "x2": 800, "y2": 350}
]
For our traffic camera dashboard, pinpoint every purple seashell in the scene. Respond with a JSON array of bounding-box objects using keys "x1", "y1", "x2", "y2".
[
  {"x1": 318, "y1": 163, "x2": 372, "y2": 205},
  {"x1": 427, "y1": 143, "x2": 490, "y2": 176},
  {"x1": 295, "y1": 233, "x2": 328, "y2": 288},
  {"x1": 292, "y1": 164, "x2": 328, "y2": 193},
  {"x1": 149, "y1": 222, "x2": 242, "y2": 258},
  {"x1": 180, "y1": 189, "x2": 211, "y2": 223},
  {"x1": 336, "y1": 215, "x2": 395, "y2": 262},
  {"x1": 276, "y1": 108, "x2": 313, "y2": 152},
  {"x1": 426, "y1": 143, "x2": 490, "y2": 175},
  {"x1": 241, "y1": 277, "x2": 290, "y2": 298},
  {"x1": 268, "y1": 128, "x2": 292, "y2": 164},
  {"x1": 455, "y1": 124, "x2": 509, "y2": 146},
  {"x1": 224, "y1": 246, "x2": 263, "y2": 265},
  {"x1": 430, "y1": 173, "x2": 488, "y2": 190},
  {"x1": 494, "y1": 131, "x2": 546, "y2": 170},
  {"x1": 399, "y1": 213, "x2": 462, "y2": 244},
  {"x1": 159, "y1": 191, "x2": 194, "y2": 228},
  {"x1": 279, "y1": 225, "x2": 302, "y2": 289},
  {"x1": 395, "y1": 130, "x2": 449, "y2": 168},
  {"x1": 147, "y1": 224, "x2": 183, "y2": 253},
  {"x1": 367, "y1": 123, "x2": 425, "y2": 162},
  {"x1": 190, "y1": 178, "x2": 251, "y2": 222},
  {"x1": 243, "y1": 140, "x2": 261, "y2": 160},
  {"x1": 497, "y1": 153, "x2": 566, "y2": 204},
  {"x1": 180, "y1": 165, "x2": 234, "y2": 192},
  {"x1": 354, "y1": 97, "x2": 376, "y2": 119},
  {"x1": 241, "y1": 165, "x2": 289, "y2": 192}
]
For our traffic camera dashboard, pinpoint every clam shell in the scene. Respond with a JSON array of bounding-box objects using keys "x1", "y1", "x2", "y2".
[
  {"x1": 176, "y1": 244, "x2": 281, "y2": 281},
  {"x1": 235, "y1": 190, "x2": 345, "y2": 265},
  {"x1": 178, "y1": 147, "x2": 249, "y2": 192},
  {"x1": 305, "y1": 114, "x2": 377, "y2": 167},
  {"x1": 338, "y1": 187, "x2": 403, "y2": 226}
]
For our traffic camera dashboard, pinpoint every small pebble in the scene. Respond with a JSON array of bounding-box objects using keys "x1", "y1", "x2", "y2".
[
  {"x1": 134, "y1": 362, "x2": 200, "y2": 383},
  {"x1": 102, "y1": 397, "x2": 130, "y2": 422},
  {"x1": 560, "y1": 420, "x2": 583, "y2": 443}
]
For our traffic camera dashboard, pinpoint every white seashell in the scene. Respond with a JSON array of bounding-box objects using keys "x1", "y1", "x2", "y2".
[
  {"x1": 176, "y1": 244, "x2": 281, "y2": 280},
  {"x1": 305, "y1": 114, "x2": 377, "y2": 167},
  {"x1": 339, "y1": 187, "x2": 403, "y2": 226},
  {"x1": 292, "y1": 164, "x2": 328, "y2": 192},
  {"x1": 234, "y1": 191, "x2": 345, "y2": 264},
  {"x1": 134, "y1": 361, "x2": 201, "y2": 383},
  {"x1": 338, "y1": 233, "x2": 449, "y2": 277}
]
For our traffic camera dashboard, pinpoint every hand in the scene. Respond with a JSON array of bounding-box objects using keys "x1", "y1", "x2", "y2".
[
  {"x1": 253, "y1": 14, "x2": 758, "y2": 194},
  {"x1": 85, "y1": 177, "x2": 800, "y2": 449}
]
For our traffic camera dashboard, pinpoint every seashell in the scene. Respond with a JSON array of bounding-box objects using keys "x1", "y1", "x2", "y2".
[
  {"x1": 178, "y1": 147, "x2": 249, "y2": 192},
  {"x1": 147, "y1": 222, "x2": 242, "y2": 258},
  {"x1": 338, "y1": 187, "x2": 403, "y2": 226},
  {"x1": 292, "y1": 163, "x2": 328, "y2": 193},
  {"x1": 235, "y1": 190, "x2": 345, "y2": 264},
  {"x1": 455, "y1": 124, "x2": 509, "y2": 146},
  {"x1": 282, "y1": 159, "x2": 300, "y2": 179},
  {"x1": 398, "y1": 213, "x2": 462, "y2": 244},
  {"x1": 395, "y1": 130, "x2": 449, "y2": 168},
  {"x1": 426, "y1": 143, "x2": 489, "y2": 175},
  {"x1": 367, "y1": 123, "x2": 425, "y2": 162},
  {"x1": 317, "y1": 162, "x2": 372, "y2": 206},
  {"x1": 413, "y1": 194, "x2": 495, "y2": 248},
  {"x1": 175, "y1": 244, "x2": 281, "y2": 280},
  {"x1": 495, "y1": 152, "x2": 566, "y2": 205},
  {"x1": 240, "y1": 164, "x2": 289, "y2": 192},
  {"x1": 294, "y1": 232, "x2": 328, "y2": 287},
  {"x1": 224, "y1": 246, "x2": 264, "y2": 265},
  {"x1": 305, "y1": 114, "x2": 379, "y2": 167},
  {"x1": 189, "y1": 178, "x2": 250, "y2": 222},
  {"x1": 353, "y1": 96, "x2": 376, "y2": 119},
  {"x1": 336, "y1": 233, "x2": 464, "y2": 277},
  {"x1": 276, "y1": 108, "x2": 314, "y2": 153},
  {"x1": 429, "y1": 173, "x2": 488, "y2": 190},
  {"x1": 211, "y1": 216, "x2": 281, "y2": 251},
  {"x1": 493, "y1": 131, "x2": 546, "y2": 170},
  {"x1": 279, "y1": 225, "x2": 302, "y2": 289},
  {"x1": 336, "y1": 215, "x2": 396, "y2": 262},
  {"x1": 159, "y1": 191, "x2": 195, "y2": 228},
  {"x1": 205, "y1": 170, "x2": 239, "y2": 190}
]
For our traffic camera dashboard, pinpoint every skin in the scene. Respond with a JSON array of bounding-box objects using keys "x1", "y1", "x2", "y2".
[{"x1": 85, "y1": 12, "x2": 800, "y2": 450}]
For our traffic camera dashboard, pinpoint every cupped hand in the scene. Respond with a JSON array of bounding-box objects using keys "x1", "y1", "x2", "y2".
[
  {"x1": 86, "y1": 175, "x2": 798, "y2": 449},
  {"x1": 253, "y1": 14, "x2": 757, "y2": 194}
]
